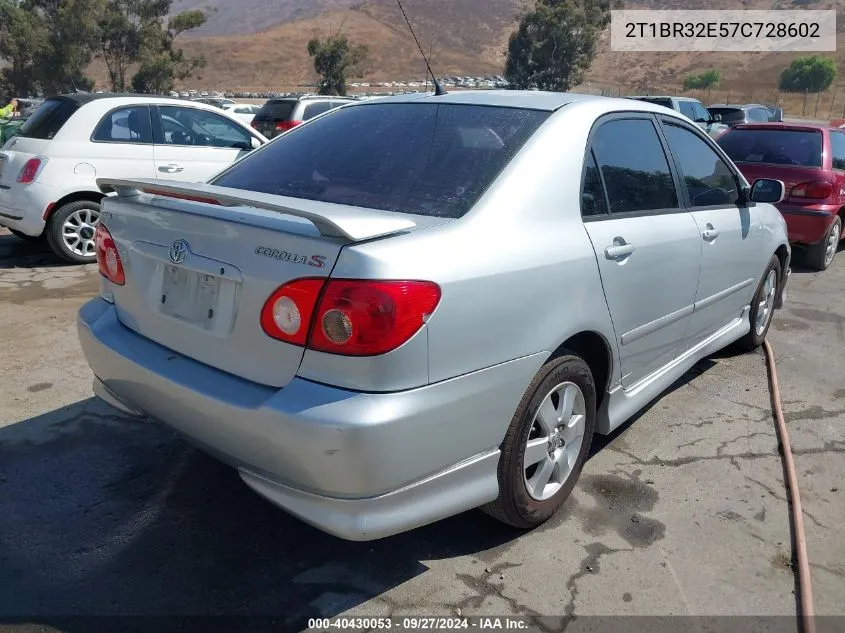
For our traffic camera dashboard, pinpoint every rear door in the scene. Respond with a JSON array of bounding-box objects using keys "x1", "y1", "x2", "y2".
[
  {"x1": 582, "y1": 114, "x2": 702, "y2": 389},
  {"x1": 659, "y1": 118, "x2": 761, "y2": 350},
  {"x1": 152, "y1": 105, "x2": 254, "y2": 182}
]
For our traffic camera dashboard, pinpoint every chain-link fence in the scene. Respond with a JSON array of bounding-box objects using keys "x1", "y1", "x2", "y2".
[{"x1": 569, "y1": 82, "x2": 845, "y2": 121}]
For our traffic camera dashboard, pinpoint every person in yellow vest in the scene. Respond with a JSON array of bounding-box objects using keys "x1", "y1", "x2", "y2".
[{"x1": 0, "y1": 98, "x2": 18, "y2": 119}]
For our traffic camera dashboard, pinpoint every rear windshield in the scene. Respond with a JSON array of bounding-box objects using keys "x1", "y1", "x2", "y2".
[
  {"x1": 255, "y1": 100, "x2": 296, "y2": 120},
  {"x1": 717, "y1": 129, "x2": 823, "y2": 167},
  {"x1": 708, "y1": 108, "x2": 747, "y2": 123},
  {"x1": 632, "y1": 97, "x2": 672, "y2": 108},
  {"x1": 212, "y1": 103, "x2": 550, "y2": 219},
  {"x1": 17, "y1": 98, "x2": 79, "y2": 140}
]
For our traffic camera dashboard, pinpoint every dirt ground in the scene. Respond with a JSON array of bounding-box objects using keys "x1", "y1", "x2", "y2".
[{"x1": 0, "y1": 227, "x2": 843, "y2": 630}]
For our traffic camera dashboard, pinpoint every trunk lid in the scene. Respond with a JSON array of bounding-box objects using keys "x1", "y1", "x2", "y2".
[
  {"x1": 733, "y1": 163, "x2": 828, "y2": 202},
  {"x1": 97, "y1": 179, "x2": 417, "y2": 388},
  {"x1": 251, "y1": 99, "x2": 297, "y2": 138}
]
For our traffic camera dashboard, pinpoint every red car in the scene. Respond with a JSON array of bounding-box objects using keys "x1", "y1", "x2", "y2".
[{"x1": 717, "y1": 123, "x2": 845, "y2": 270}]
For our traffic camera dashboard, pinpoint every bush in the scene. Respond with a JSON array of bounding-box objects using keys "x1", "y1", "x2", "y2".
[
  {"x1": 683, "y1": 70, "x2": 721, "y2": 91},
  {"x1": 779, "y1": 56, "x2": 837, "y2": 92}
]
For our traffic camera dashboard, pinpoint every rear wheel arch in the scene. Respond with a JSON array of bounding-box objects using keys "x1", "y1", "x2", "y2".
[
  {"x1": 44, "y1": 191, "x2": 105, "y2": 222},
  {"x1": 550, "y1": 331, "x2": 613, "y2": 411}
]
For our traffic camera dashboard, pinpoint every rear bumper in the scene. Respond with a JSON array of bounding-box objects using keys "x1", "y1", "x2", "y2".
[
  {"x1": 0, "y1": 181, "x2": 54, "y2": 236},
  {"x1": 776, "y1": 204, "x2": 838, "y2": 245},
  {"x1": 77, "y1": 298, "x2": 542, "y2": 540}
]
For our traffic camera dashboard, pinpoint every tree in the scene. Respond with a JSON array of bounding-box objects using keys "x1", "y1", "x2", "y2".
[
  {"x1": 307, "y1": 33, "x2": 368, "y2": 96},
  {"x1": 132, "y1": 7, "x2": 207, "y2": 93},
  {"x1": 22, "y1": 0, "x2": 106, "y2": 95},
  {"x1": 0, "y1": 0, "x2": 49, "y2": 98},
  {"x1": 779, "y1": 56, "x2": 837, "y2": 93},
  {"x1": 98, "y1": 0, "x2": 146, "y2": 92},
  {"x1": 504, "y1": 0, "x2": 618, "y2": 92},
  {"x1": 683, "y1": 69, "x2": 720, "y2": 91}
]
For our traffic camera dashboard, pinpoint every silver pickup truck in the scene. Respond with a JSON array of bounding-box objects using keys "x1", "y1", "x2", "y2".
[{"x1": 627, "y1": 95, "x2": 730, "y2": 138}]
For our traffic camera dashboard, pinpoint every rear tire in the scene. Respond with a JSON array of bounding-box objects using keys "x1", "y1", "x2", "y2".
[
  {"x1": 9, "y1": 229, "x2": 43, "y2": 242},
  {"x1": 805, "y1": 216, "x2": 841, "y2": 272},
  {"x1": 735, "y1": 255, "x2": 781, "y2": 352},
  {"x1": 482, "y1": 352, "x2": 596, "y2": 529},
  {"x1": 45, "y1": 200, "x2": 101, "y2": 264}
]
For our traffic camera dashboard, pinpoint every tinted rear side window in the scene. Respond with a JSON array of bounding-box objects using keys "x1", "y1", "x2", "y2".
[
  {"x1": 634, "y1": 97, "x2": 672, "y2": 109},
  {"x1": 212, "y1": 103, "x2": 550, "y2": 219},
  {"x1": 255, "y1": 100, "x2": 296, "y2": 120},
  {"x1": 708, "y1": 108, "x2": 748, "y2": 124},
  {"x1": 302, "y1": 101, "x2": 335, "y2": 121},
  {"x1": 717, "y1": 129, "x2": 823, "y2": 167},
  {"x1": 591, "y1": 118, "x2": 679, "y2": 213},
  {"x1": 17, "y1": 98, "x2": 79, "y2": 140}
]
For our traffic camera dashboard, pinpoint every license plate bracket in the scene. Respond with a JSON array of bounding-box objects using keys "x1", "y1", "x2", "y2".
[{"x1": 160, "y1": 265, "x2": 221, "y2": 329}]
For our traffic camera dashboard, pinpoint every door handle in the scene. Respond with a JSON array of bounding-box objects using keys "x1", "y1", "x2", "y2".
[
  {"x1": 158, "y1": 164, "x2": 184, "y2": 173},
  {"x1": 702, "y1": 224, "x2": 720, "y2": 241},
  {"x1": 604, "y1": 240, "x2": 636, "y2": 260}
]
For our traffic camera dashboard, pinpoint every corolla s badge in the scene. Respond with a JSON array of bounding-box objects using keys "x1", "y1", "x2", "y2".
[{"x1": 169, "y1": 239, "x2": 190, "y2": 264}]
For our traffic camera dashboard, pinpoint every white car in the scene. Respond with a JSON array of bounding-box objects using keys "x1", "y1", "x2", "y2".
[
  {"x1": 0, "y1": 94, "x2": 267, "y2": 263},
  {"x1": 222, "y1": 103, "x2": 262, "y2": 125}
]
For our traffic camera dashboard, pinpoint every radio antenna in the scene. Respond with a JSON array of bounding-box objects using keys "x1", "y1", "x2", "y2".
[{"x1": 395, "y1": 0, "x2": 446, "y2": 96}]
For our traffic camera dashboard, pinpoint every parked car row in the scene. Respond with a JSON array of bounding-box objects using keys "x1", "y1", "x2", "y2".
[{"x1": 71, "y1": 90, "x2": 795, "y2": 541}]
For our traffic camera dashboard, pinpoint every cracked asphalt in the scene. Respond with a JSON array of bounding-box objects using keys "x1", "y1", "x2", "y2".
[{"x1": 1, "y1": 227, "x2": 843, "y2": 629}]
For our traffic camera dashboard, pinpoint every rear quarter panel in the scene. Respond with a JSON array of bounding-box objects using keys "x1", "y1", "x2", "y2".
[{"x1": 327, "y1": 100, "x2": 620, "y2": 388}]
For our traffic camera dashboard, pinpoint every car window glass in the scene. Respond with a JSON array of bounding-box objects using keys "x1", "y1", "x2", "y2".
[
  {"x1": 592, "y1": 118, "x2": 679, "y2": 214},
  {"x1": 678, "y1": 101, "x2": 696, "y2": 120},
  {"x1": 16, "y1": 98, "x2": 79, "y2": 140},
  {"x1": 829, "y1": 132, "x2": 845, "y2": 170},
  {"x1": 92, "y1": 106, "x2": 152, "y2": 143},
  {"x1": 663, "y1": 124, "x2": 739, "y2": 207},
  {"x1": 748, "y1": 108, "x2": 770, "y2": 123},
  {"x1": 581, "y1": 151, "x2": 607, "y2": 217},
  {"x1": 302, "y1": 102, "x2": 335, "y2": 121},
  {"x1": 212, "y1": 103, "x2": 549, "y2": 219},
  {"x1": 158, "y1": 106, "x2": 252, "y2": 149},
  {"x1": 691, "y1": 102, "x2": 710, "y2": 122},
  {"x1": 718, "y1": 129, "x2": 823, "y2": 168}
]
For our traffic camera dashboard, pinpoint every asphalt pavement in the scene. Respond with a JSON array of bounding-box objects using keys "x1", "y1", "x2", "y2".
[{"x1": 0, "y1": 229, "x2": 843, "y2": 630}]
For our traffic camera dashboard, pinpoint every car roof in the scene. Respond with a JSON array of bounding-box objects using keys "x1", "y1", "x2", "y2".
[
  {"x1": 729, "y1": 122, "x2": 829, "y2": 132},
  {"x1": 628, "y1": 95, "x2": 700, "y2": 102},
  {"x1": 350, "y1": 90, "x2": 603, "y2": 111},
  {"x1": 52, "y1": 92, "x2": 182, "y2": 105},
  {"x1": 710, "y1": 104, "x2": 769, "y2": 110}
]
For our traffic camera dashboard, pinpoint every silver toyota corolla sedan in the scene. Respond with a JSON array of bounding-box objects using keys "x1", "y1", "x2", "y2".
[{"x1": 78, "y1": 91, "x2": 791, "y2": 540}]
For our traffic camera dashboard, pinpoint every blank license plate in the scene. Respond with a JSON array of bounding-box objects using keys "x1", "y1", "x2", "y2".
[{"x1": 160, "y1": 265, "x2": 221, "y2": 328}]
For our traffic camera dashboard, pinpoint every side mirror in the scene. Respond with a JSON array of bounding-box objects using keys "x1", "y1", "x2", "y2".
[
  {"x1": 711, "y1": 113, "x2": 722, "y2": 122},
  {"x1": 749, "y1": 178, "x2": 785, "y2": 204},
  {"x1": 250, "y1": 136, "x2": 262, "y2": 150}
]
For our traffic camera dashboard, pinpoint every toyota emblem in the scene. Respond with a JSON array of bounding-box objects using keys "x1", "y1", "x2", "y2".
[{"x1": 169, "y1": 239, "x2": 190, "y2": 264}]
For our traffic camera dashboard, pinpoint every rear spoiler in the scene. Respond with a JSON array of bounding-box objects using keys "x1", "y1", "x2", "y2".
[{"x1": 96, "y1": 178, "x2": 416, "y2": 242}]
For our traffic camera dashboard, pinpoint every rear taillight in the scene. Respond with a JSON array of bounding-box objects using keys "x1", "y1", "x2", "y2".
[
  {"x1": 95, "y1": 223, "x2": 125, "y2": 286},
  {"x1": 260, "y1": 278, "x2": 325, "y2": 346},
  {"x1": 260, "y1": 279, "x2": 442, "y2": 356},
  {"x1": 275, "y1": 120, "x2": 302, "y2": 132},
  {"x1": 790, "y1": 181, "x2": 833, "y2": 200},
  {"x1": 16, "y1": 158, "x2": 45, "y2": 184}
]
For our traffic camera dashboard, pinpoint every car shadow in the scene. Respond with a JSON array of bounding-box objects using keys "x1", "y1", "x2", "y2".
[
  {"x1": 0, "y1": 354, "x2": 729, "y2": 631},
  {"x1": 0, "y1": 398, "x2": 522, "y2": 630},
  {"x1": 788, "y1": 241, "x2": 844, "y2": 275},
  {"x1": 0, "y1": 232, "x2": 77, "y2": 269}
]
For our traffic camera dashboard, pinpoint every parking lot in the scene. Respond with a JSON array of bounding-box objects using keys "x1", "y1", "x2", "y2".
[{"x1": 0, "y1": 226, "x2": 843, "y2": 626}]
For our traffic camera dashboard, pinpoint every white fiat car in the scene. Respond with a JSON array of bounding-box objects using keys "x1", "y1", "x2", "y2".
[{"x1": 0, "y1": 94, "x2": 267, "y2": 262}]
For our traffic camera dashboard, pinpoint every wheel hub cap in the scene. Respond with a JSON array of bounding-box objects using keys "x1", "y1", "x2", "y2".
[
  {"x1": 61, "y1": 207, "x2": 100, "y2": 258},
  {"x1": 755, "y1": 269, "x2": 778, "y2": 336},
  {"x1": 523, "y1": 381, "x2": 587, "y2": 502}
]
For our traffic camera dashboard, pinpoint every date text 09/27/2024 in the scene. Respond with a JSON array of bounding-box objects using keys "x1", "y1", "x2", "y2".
[{"x1": 307, "y1": 617, "x2": 530, "y2": 631}]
